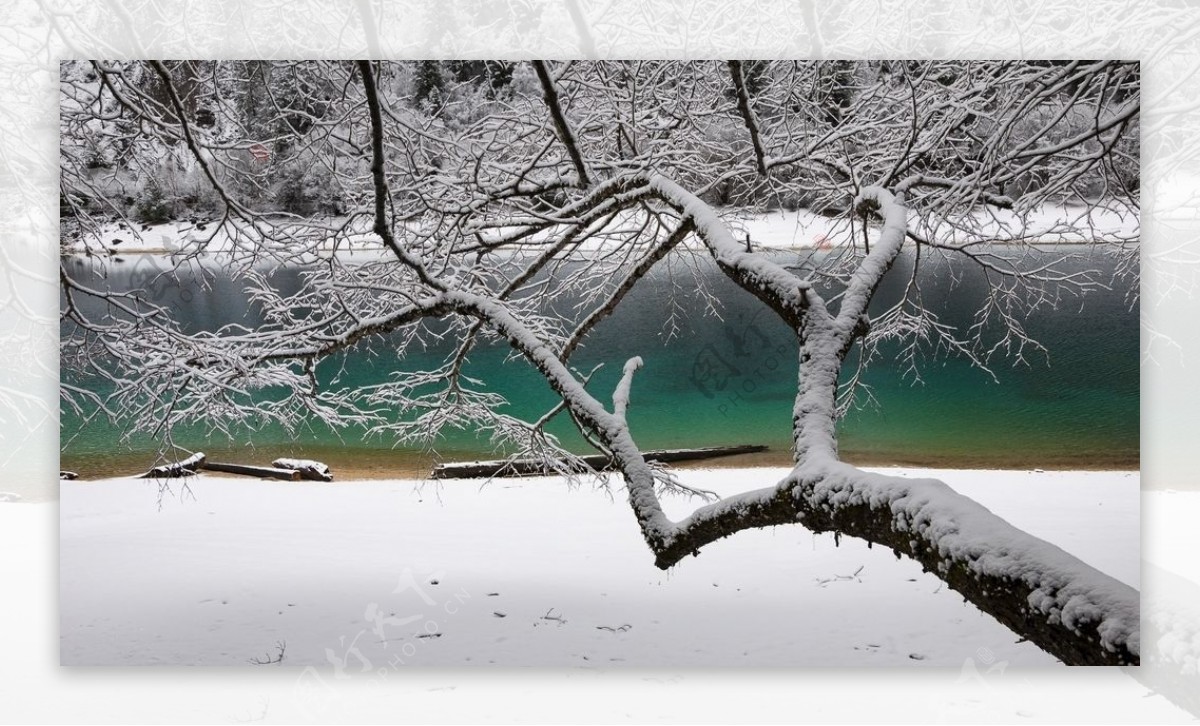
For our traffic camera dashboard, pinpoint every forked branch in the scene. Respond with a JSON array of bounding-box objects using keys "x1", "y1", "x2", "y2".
[{"x1": 534, "y1": 60, "x2": 591, "y2": 188}]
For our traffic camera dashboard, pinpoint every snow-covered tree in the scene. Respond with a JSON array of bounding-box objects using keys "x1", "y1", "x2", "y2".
[{"x1": 60, "y1": 60, "x2": 1140, "y2": 664}]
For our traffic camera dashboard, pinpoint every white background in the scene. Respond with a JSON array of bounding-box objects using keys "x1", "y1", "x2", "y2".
[{"x1": 2, "y1": 0, "x2": 1199, "y2": 722}]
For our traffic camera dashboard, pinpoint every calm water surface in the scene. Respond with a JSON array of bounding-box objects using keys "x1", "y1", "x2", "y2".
[{"x1": 60, "y1": 247, "x2": 1139, "y2": 477}]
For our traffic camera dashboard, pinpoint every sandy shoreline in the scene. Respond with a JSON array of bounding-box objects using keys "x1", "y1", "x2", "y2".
[{"x1": 61, "y1": 445, "x2": 1140, "y2": 482}]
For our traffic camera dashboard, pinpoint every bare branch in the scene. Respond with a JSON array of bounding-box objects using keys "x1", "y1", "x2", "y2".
[
  {"x1": 727, "y1": 60, "x2": 769, "y2": 176},
  {"x1": 60, "y1": 60, "x2": 1141, "y2": 666},
  {"x1": 533, "y1": 60, "x2": 591, "y2": 188}
]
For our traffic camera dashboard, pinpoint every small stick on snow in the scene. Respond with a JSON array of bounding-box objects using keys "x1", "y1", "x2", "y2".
[
  {"x1": 248, "y1": 640, "x2": 286, "y2": 665},
  {"x1": 541, "y1": 608, "x2": 567, "y2": 624}
]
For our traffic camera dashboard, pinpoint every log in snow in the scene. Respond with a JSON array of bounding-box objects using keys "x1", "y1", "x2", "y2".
[
  {"x1": 272, "y1": 458, "x2": 333, "y2": 482},
  {"x1": 59, "y1": 471, "x2": 78, "y2": 481},
  {"x1": 431, "y1": 445, "x2": 769, "y2": 479},
  {"x1": 202, "y1": 462, "x2": 300, "y2": 481},
  {"x1": 136, "y1": 452, "x2": 206, "y2": 479}
]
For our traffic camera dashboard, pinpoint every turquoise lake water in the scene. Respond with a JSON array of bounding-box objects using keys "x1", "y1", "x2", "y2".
[{"x1": 60, "y1": 247, "x2": 1139, "y2": 477}]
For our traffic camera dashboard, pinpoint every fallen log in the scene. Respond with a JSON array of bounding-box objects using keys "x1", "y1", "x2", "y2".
[
  {"x1": 60, "y1": 471, "x2": 79, "y2": 481},
  {"x1": 272, "y1": 458, "x2": 333, "y2": 482},
  {"x1": 203, "y1": 462, "x2": 300, "y2": 481},
  {"x1": 432, "y1": 444, "x2": 768, "y2": 480},
  {"x1": 137, "y1": 452, "x2": 206, "y2": 479}
]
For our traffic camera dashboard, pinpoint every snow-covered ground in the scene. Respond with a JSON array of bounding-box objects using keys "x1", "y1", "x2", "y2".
[
  {"x1": 61, "y1": 201, "x2": 1138, "y2": 258},
  {"x1": 60, "y1": 466, "x2": 1139, "y2": 668},
  {"x1": 728, "y1": 202, "x2": 1137, "y2": 249},
  {"x1": 61, "y1": 215, "x2": 383, "y2": 257},
  {"x1": 0, "y1": 476, "x2": 1185, "y2": 721}
]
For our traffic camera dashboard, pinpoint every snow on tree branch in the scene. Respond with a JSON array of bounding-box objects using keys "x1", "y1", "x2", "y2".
[
  {"x1": 533, "y1": 60, "x2": 591, "y2": 188},
  {"x1": 612, "y1": 356, "x2": 642, "y2": 421},
  {"x1": 60, "y1": 60, "x2": 1140, "y2": 664},
  {"x1": 727, "y1": 60, "x2": 769, "y2": 177}
]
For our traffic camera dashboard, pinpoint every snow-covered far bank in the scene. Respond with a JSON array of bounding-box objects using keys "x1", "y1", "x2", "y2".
[
  {"x1": 728, "y1": 202, "x2": 1138, "y2": 250},
  {"x1": 60, "y1": 466, "x2": 1138, "y2": 667},
  {"x1": 60, "y1": 200, "x2": 1138, "y2": 259},
  {"x1": 60, "y1": 214, "x2": 384, "y2": 258}
]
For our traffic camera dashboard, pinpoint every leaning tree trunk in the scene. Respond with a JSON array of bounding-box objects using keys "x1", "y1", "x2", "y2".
[
  {"x1": 347, "y1": 70, "x2": 1140, "y2": 666},
  {"x1": 635, "y1": 412, "x2": 1140, "y2": 665},
  {"x1": 617, "y1": 176, "x2": 1141, "y2": 666},
  {"x1": 795, "y1": 464, "x2": 1140, "y2": 667}
]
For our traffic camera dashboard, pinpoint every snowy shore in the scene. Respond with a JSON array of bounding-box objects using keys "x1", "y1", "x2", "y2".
[
  {"x1": 60, "y1": 466, "x2": 1138, "y2": 667},
  {"x1": 61, "y1": 201, "x2": 1138, "y2": 258}
]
